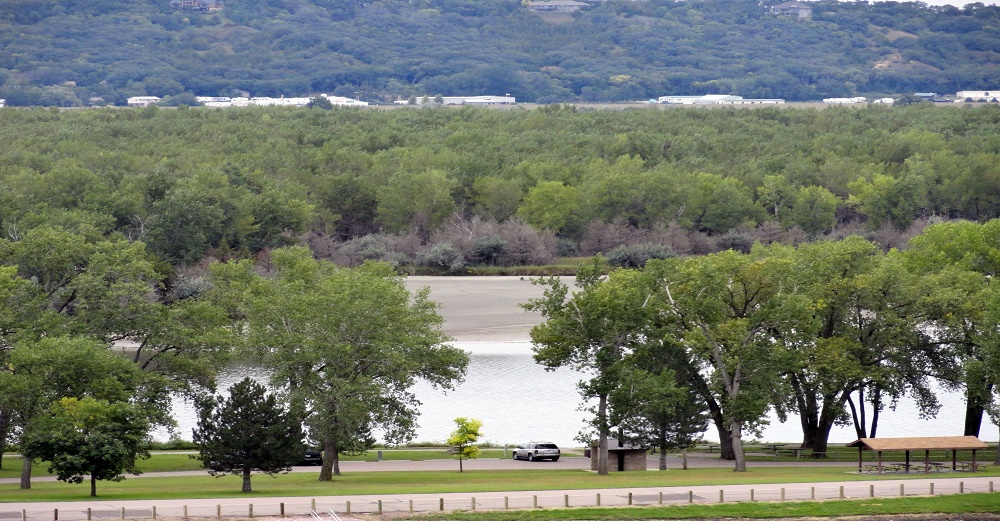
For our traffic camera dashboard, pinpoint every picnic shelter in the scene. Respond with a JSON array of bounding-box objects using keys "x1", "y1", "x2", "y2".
[{"x1": 847, "y1": 436, "x2": 990, "y2": 474}]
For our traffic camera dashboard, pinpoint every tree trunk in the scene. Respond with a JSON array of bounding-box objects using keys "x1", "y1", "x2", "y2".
[
  {"x1": 810, "y1": 405, "x2": 838, "y2": 458},
  {"x1": 846, "y1": 394, "x2": 866, "y2": 439},
  {"x1": 19, "y1": 455, "x2": 31, "y2": 490},
  {"x1": 657, "y1": 419, "x2": 668, "y2": 470},
  {"x1": 597, "y1": 394, "x2": 608, "y2": 475},
  {"x1": 690, "y1": 374, "x2": 735, "y2": 460},
  {"x1": 0, "y1": 413, "x2": 10, "y2": 470},
  {"x1": 458, "y1": 456, "x2": 463, "y2": 473},
  {"x1": 964, "y1": 401, "x2": 985, "y2": 437},
  {"x1": 799, "y1": 409, "x2": 819, "y2": 450},
  {"x1": 730, "y1": 419, "x2": 746, "y2": 472},
  {"x1": 91, "y1": 474, "x2": 97, "y2": 497},
  {"x1": 963, "y1": 383, "x2": 992, "y2": 436},
  {"x1": 319, "y1": 437, "x2": 336, "y2": 481},
  {"x1": 995, "y1": 426, "x2": 1000, "y2": 466},
  {"x1": 242, "y1": 467, "x2": 252, "y2": 493},
  {"x1": 869, "y1": 387, "x2": 881, "y2": 438},
  {"x1": 789, "y1": 374, "x2": 819, "y2": 449}
]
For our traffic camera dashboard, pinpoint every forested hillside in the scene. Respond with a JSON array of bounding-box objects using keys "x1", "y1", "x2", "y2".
[
  {"x1": 2, "y1": 104, "x2": 1000, "y2": 277},
  {"x1": 1, "y1": 0, "x2": 999, "y2": 106}
]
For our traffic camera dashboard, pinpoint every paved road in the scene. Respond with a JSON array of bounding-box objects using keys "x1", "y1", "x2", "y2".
[{"x1": 3, "y1": 454, "x2": 997, "y2": 520}]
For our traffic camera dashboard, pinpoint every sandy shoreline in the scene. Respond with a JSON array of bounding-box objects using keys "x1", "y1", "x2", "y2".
[{"x1": 403, "y1": 276, "x2": 575, "y2": 343}]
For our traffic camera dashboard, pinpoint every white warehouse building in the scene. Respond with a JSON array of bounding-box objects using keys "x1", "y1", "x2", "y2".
[
  {"x1": 127, "y1": 96, "x2": 161, "y2": 107},
  {"x1": 957, "y1": 90, "x2": 998, "y2": 100},
  {"x1": 658, "y1": 94, "x2": 784, "y2": 105},
  {"x1": 394, "y1": 95, "x2": 516, "y2": 105}
]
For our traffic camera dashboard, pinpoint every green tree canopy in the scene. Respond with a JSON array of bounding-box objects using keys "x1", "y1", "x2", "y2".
[
  {"x1": 0, "y1": 335, "x2": 157, "y2": 489},
  {"x1": 209, "y1": 246, "x2": 468, "y2": 480},
  {"x1": 447, "y1": 417, "x2": 483, "y2": 472},
  {"x1": 22, "y1": 397, "x2": 151, "y2": 497},
  {"x1": 525, "y1": 258, "x2": 657, "y2": 475}
]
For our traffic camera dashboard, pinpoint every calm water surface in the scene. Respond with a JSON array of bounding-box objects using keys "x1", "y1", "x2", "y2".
[{"x1": 160, "y1": 341, "x2": 999, "y2": 446}]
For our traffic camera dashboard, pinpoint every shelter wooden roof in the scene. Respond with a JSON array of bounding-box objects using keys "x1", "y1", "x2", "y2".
[{"x1": 847, "y1": 436, "x2": 989, "y2": 451}]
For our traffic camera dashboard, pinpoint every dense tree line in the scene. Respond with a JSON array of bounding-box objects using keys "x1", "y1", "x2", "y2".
[
  {"x1": 3, "y1": 105, "x2": 1000, "y2": 283},
  {"x1": 529, "y1": 220, "x2": 1000, "y2": 471},
  {"x1": 0, "y1": 0, "x2": 999, "y2": 106}
]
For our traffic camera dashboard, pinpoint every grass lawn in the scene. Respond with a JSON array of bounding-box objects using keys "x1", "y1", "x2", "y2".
[
  {"x1": 2, "y1": 465, "x2": 998, "y2": 502},
  {"x1": 427, "y1": 494, "x2": 1000, "y2": 520},
  {"x1": 0, "y1": 449, "x2": 527, "y2": 479}
]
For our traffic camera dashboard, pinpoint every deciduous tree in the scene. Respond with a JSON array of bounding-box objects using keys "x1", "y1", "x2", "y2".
[
  {"x1": 524, "y1": 258, "x2": 655, "y2": 475},
  {"x1": 22, "y1": 397, "x2": 150, "y2": 497},
  {"x1": 209, "y1": 246, "x2": 468, "y2": 481},
  {"x1": 0, "y1": 336, "x2": 153, "y2": 489},
  {"x1": 447, "y1": 417, "x2": 482, "y2": 472},
  {"x1": 645, "y1": 249, "x2": 808, "y2": 471}
]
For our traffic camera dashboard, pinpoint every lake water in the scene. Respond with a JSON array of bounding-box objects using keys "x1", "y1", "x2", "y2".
[{"x1": 158, "y1": 341, "x2": 998, "y2": 447}]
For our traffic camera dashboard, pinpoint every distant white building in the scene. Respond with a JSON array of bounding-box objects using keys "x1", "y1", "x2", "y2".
[
  {"x1": 658, "y1": 94, "x2": 784, "y2": 105},
  {"x1": 321, "y1": 95, "x2": 369, "y2": 106},
  {"x1": 873, "y1": 98, "x2": 896, "y2": 105},
  {"x1": 823, "y1": 97, "x2": 867, "y2": 104},
  {"x1": 395, "y1": 95, "x2": 516, "y2": 106},
  {"x1": 127, "y1": 96, "x2": 161, "y2": 107},
  {"x1": 196, "y1": 94, "x2": 368, "y2": 108},
  {"x1": 528, "y1": 1, "x2": 587, "y2": 13},
  {"x1": 0, "y1": 99, "x2": 5, "y2": 108},
  {"x1": 957, "y1": 90, "x2": 999, "y2": 101},
  {"x1": 770, "y1": 1, "x2": 812, "y2": 19},
  {"x1": 247, "y1": 96, "x2": 312, "y2": 107}
]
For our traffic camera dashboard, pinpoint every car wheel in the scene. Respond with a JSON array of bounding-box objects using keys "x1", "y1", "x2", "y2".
[
  {"x1": 527, "y1": 453, "x2": 534, "y2": 461},
  {"x1": 512, "y1": 452, "x2": 518, "y2": 460},
  {"x1": 552, "y1": 457, "x2": 559, "y2": 462}
]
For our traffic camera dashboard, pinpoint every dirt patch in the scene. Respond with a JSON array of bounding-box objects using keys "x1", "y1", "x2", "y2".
[{"x1": 871, "y1": 53, "x2": 940, "y2": 71}]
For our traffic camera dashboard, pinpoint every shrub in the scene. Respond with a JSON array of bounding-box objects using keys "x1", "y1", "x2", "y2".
[
  {"x1": 417, "y1": 242, "x2": 465, "y2": 272},
  {"x1": 606, "y1": 242, "x2": 675, "y2": 268},
  {"x1": 716, "y1": 231, "x2": 754, "y2": 254},
  {"x1": 556, "y1": 238, "x2": 579, "y2": 257},
  {"x1": 498, "y1": 219, "x2": 555, "y2": 266},
  {"x1": 470, "y1": 235, "x2": 507, "y2": 265}
]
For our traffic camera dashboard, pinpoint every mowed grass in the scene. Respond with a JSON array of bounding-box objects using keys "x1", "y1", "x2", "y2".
[
  {"x1": 2, "y1": 464, "x2": 999, "y2": 502},
  {"x1": 0, "y1": 449, "x2": 525, "y2": 479},
  {"x1": 430, "y1": 494, "x2": 1000, "y2": 520}
]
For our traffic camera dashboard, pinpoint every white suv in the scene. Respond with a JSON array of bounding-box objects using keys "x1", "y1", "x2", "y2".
[{"x1": 512, "y1": 442, "x2": 560, "y2": 461}]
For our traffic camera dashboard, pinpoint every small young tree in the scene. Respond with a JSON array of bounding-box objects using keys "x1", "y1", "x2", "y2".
[
  {"x1": 193, "y1": 378, "x2": 304, "y2": 493},
  {"x1": 447, "y1": 417, "x2": 482, "y2": 472},
  {"x1": 22, "y1": 397, "x2": 150, "y2": 497}
]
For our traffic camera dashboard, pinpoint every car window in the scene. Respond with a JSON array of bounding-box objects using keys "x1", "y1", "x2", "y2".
[{"x1": 538, "y1": 444, "x2": 558, "y2": 449}]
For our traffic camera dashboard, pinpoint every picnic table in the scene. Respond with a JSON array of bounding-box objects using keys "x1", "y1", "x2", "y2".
[
  {"x1": 763, "y1": 444, "x2": 785, "y2": 455},
  {"x1": 956, "y1": 461, "x2": 981, "y2": 472}
]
